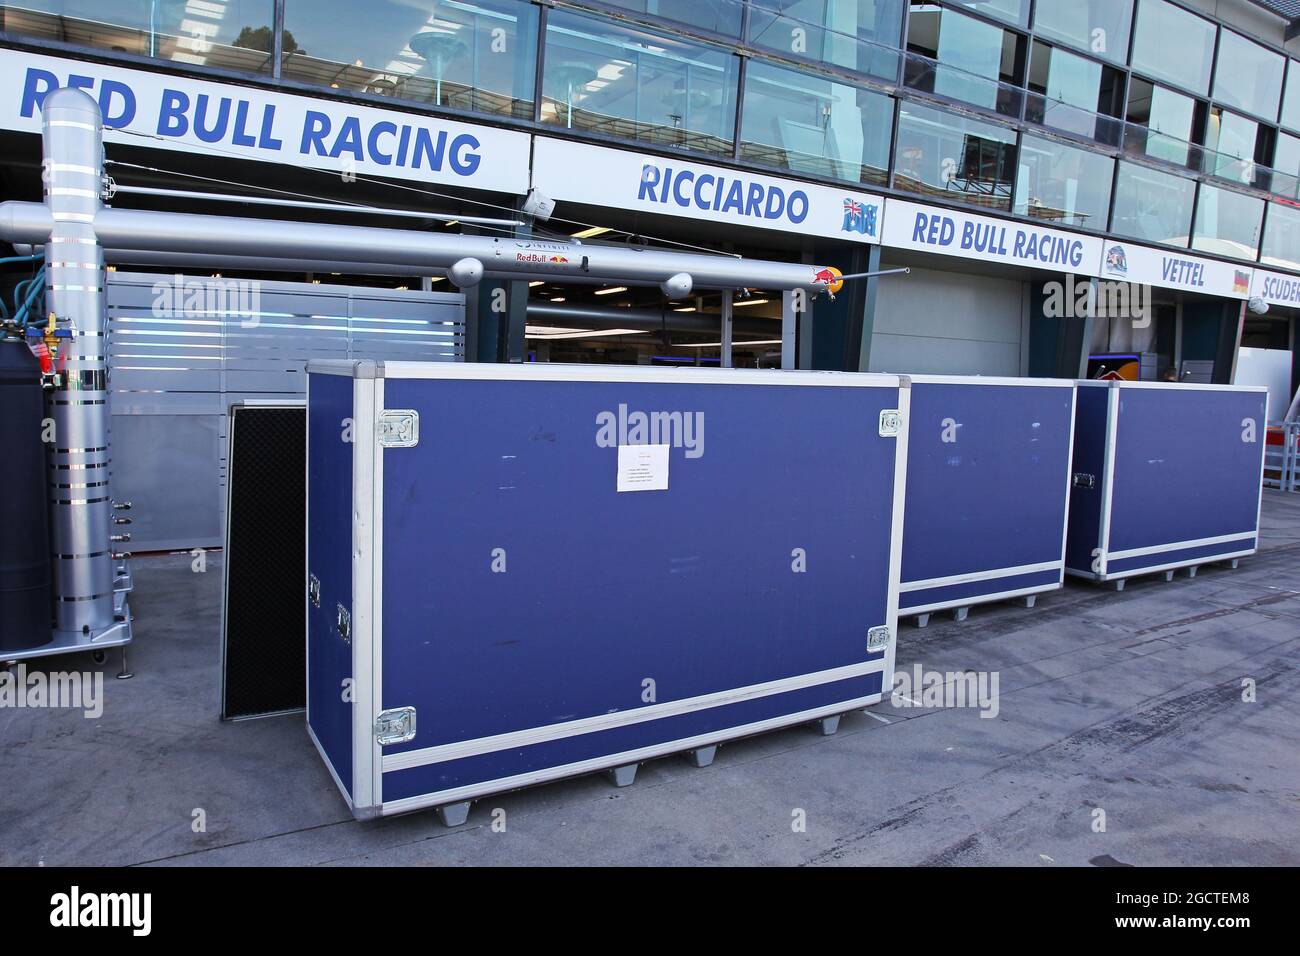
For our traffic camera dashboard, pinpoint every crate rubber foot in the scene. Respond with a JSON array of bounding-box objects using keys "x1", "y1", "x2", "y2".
[
  {"x1": 1227, "y1": 558, "x2": 1240, "y2": 569},
  {"x1": 608, "y1": 764, "x2": 638, "y2": 788},
  {"x1": 1112, "y1": 579, "x2": 1126, "y2": 592},
  {"x1": 1186, "y1": 566, "x2": 1198, "y2": 578},
  {"x1": 915, "y1": 613, "x2": 930, "y2": 628},
  {"x1": 1164, "y1": 570, "x2": 1175, "y2": 582},
  {"x1": 436, "y1": 801, "x2": 471, "y2": 827},
  {"x1": 1019, "y1": 594, "x2": 1037, "y2": 609},
  {"x1": 686, "y1": 745, "x2": 717, "y2": 768},
  {"x1": 952, "y1": 606, "x2": 969, "y2": 622},
  {"x1": 817, "y1": 715, "x2": 841, "y2": 736}
]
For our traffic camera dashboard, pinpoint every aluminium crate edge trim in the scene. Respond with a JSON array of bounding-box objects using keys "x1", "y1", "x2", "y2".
[
  {"x1": 306, "y1": 357, "x2": 908, "y2": 390},
  {"x1": 378, "y1": 694, "x2": 886, "y2": 817}
]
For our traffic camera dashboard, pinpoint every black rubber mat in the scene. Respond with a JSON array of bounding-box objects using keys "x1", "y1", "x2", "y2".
[{"x1": 221, "y1": 404, "x2": 306, "y2": 720}]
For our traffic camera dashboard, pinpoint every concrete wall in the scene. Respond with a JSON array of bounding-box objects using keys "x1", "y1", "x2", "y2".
[{"x1": 868, "y1": 266, "x2": 1027, "y2": 375}]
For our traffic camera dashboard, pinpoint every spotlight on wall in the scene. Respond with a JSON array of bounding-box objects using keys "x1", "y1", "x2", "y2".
[{"x1": 1247, "y1": 296, "x2": 1269, "y2": 315}]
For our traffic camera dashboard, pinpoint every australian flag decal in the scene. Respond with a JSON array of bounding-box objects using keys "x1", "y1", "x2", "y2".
[{"x1": 842, "y1": 199, "x2": 877, "y2": 236}]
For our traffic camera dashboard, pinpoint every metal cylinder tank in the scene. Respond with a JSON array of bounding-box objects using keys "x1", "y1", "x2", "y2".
[
  {"x1": 41, "y1": 87, "x2": 117, "y2": 638},
  {"x1": 0, "y1": 332, "x2": 53, "y2": 652}
]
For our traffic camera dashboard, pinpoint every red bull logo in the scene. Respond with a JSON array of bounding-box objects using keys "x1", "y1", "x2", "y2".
[
  {"x1": 550, "y1": 255, "x2": 569, "y2": 264},
  {"x1": 812, "y1": 266, "x2": 844, "y2": 295}
]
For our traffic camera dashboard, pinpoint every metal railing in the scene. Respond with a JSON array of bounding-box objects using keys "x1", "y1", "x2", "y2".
[{"x1": 1265, "y1": 422, "x2": 1300, "y2": 493}]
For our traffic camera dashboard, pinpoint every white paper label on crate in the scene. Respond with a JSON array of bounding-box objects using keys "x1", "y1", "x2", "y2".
[{"x1": 617, "y1": 444, "x2": 670, "y2": 493}]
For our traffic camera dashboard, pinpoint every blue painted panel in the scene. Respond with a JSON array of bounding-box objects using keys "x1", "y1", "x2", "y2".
[
  {"x1": 900, "y1": 380, "x2": 1073, "y2": 604},
  {"x1": 1106, "y1": 387, "x2": 1267, "y2": 554},
  {"x1": 376, "y1": 376, "x2": 900, "y2": 767},
  {"x1": 900, "y1": 567, "x2": 1061, "y2": 612},
  {"x1": 382, "y1": 673, "x2": 882, "y2": 803},
  {"x1": 1064, "y1": 385, "x2": 1111, "y2": 576},
  {"x1": 306, "y1": 374, "x2": 355, "y2": 798}
]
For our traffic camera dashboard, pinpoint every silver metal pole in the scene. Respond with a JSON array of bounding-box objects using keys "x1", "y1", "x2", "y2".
[
  {"x1": 42, "y1": 88, "x2": 119, "y2": 639},
  {"x1": 0, "y1": 205, "x2": 842, "y2": 293},
  {"x1": 780, "y1": 290, "x2": 796, "y2": 370},
  {"x1": 720, "y1": 289, "x2": 733, "y2": 369}
]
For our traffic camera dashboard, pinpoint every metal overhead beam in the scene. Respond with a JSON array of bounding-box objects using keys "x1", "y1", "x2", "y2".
[
  {"x1": 0, "y1": 201, "x2": 842, "y2": 294},
  {"x1": 526, "y1": 301, "x2": 773, "y2": 335}
]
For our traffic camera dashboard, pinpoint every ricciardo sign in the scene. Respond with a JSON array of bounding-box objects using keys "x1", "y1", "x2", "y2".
[{"x1": 531, "y1": 137, "x2": 882, "y2": 244}]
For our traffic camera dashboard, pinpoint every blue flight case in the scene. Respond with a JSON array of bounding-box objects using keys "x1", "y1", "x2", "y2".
[
  {"x1": 305, "y1": 360, "x2": 910, "y2": 823},
  {"x1": 1065, "y1": 380, "x2": 1268, "y2": 589},
  {"x1": 898, "y1": 375, "x2": 1077, "y2": 625}
]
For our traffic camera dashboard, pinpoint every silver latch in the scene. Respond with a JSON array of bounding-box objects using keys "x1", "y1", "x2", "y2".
[
  {"x1": 378, "y1": 409, "x2": 419, "y2": 447},
  {"x1": 1073, "y1": 472, "x2": 1096, "y2": 489},
  {"x1": 867, "y1": 625, "x2": 892, "y2": 653},
  {"x1": 878, "y1": 409, "x2": 902, "y2": 437},
  {"x1": 375, "y1": 706, "x2": 417, "y2": 745},
  {"x1": 308, "y1": 574, "x2": 320, "y2": 608},
  {"x1": 335, "y1": 602, "x2": 351, "y2": 643}
]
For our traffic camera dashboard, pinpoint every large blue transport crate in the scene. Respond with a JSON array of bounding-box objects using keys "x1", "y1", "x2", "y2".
[
  {"x1": 899, "y1": 375, "x2": 1077, "y2": 625},
  {"x1": 305, "y1": 361, "x2": 910, "y2": 822},
  {"x1": 1065, "y1": 380, "x2": 1268, "y2": 589}
]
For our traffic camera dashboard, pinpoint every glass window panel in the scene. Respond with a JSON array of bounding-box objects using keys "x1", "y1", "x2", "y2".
[
  {"x1": 893, "y1": 101, "x2": 1018, "y2": 211},
  {"x1": 1043, "y1": 46, "x2": 1101, "y2": 112},
  {"x1": 1191, "y1": 184, "x2": 1264, "y2": 260},
  {"x1": 739, "y1": 59, "x2": 892, "y2": 186},
  {"x1": 1281, "y1": 64, "x2": 1300, "y2": 133},
  {"x1": 1126, "y1": 79, "x2": 1195, "y2": 165},
  {"x1": 1271, "y1": 131, "x2": 1300, "y2": 198},
  {"x1": 745, "y1": 0, "x2": 904, "y2": 81},
  {"x1": 1014, "y1": 135, "x2": 1114, "y2": 230},
  {"x1": 596, "y1": 0, "x2": 743, "y2": 38},
  {"x1": 933, "y1": 7, "x2": 1005, "y2": 109},
  {"x1": 1274, "y1": 131, "x2": 1300, "y2": 176},
  {"x1": 280, "y1": 0, "x2": 536, "y2": 117},
  {"x1": 541, "y1": 9, "x2": 737, "y2": 155},
  {"x1": 0, "y1": 0, "x2": 276, "y2": 74},
  {"x1": 1212, "y1": 29, "x2": 1284, "y2": 121},
  {"x1": 1261, "y1": 201, "x2": 1300, "y2": 271},
  {"x1": 948, "y1": 0, "x2": 1027, "y2": 29},
  {"x1": 1206, "y1": 108, "x2": 1259, "y2": 183},
  {"x1": 1131, "y1": 0, "x2": 1216, "y2": 96},
  {"x1": 1027, "y1": 42, "x2": 1109, "y2": 139},
  {"x1": 1033, "y1": 0, "x2": 1133, "y2": 65},
  {"x1": 1110, "y1": 160, "x2": 1195, "y2": 246}
]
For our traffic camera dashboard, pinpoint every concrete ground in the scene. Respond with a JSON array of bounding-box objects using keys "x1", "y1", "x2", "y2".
[{"x1": 2, "y1": 492, "x2": 1299, "y2": 867}]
